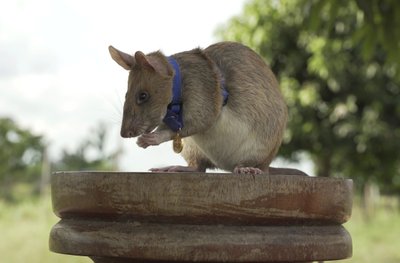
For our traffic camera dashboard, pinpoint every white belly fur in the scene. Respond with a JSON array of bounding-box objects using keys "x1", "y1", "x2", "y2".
[{"x1": 191, "y1": 107, "x2": 268, "y2": 171}]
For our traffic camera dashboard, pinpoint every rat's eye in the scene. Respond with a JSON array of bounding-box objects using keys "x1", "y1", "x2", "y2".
[{"x1": 136, "y1": 91, "x2": 150, "y2": 104}]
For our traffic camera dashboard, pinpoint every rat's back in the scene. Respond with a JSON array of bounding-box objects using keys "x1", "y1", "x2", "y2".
[
  {"x1": 205, "y1": 42, "x2": 287, "y2": 127},
  {"x1": 190, "y1": 42, "x2": 288, "y2": 171}
]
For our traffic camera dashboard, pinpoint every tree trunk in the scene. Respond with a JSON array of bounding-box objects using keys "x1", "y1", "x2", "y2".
[
  {"x1": 40, "y1": 147, "x2": 51, "y2": 195},
  {"x1": 362, "y1": 180, "x2": 380, "y2": 222},
  {"x1": 314, "y1": 153, "x2": 332, "y2": 177}
]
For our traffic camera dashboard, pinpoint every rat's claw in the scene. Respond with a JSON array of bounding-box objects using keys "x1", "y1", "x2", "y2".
[{"x1": 136, "y1": 137, "x2": 149, "y2": 148}]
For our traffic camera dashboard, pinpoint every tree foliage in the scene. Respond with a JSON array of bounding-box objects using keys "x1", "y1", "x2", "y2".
[
  {"x1": 219, "y1": 0, "x2": 400, "y2": 192},
  {"x1": 0, "y1": 118, "x2": 120, "y2": 202},
  {"x1": 53, "y1": 122, "x2": 120, "y2": 171},
  {"x1": 300, "y1": 0, "x2": 400, "y2": 65},
  {"x1": 0, "y1": 117, "x2": 45, "y2": 201}
]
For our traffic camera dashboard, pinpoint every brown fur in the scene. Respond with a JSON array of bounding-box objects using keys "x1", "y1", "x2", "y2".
[{"x1": 109, "y1": 42, "x2": 304, "y2": 175}]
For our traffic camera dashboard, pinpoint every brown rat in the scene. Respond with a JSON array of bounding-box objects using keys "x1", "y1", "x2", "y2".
[{"x1": 109, "y1": 41, "x2": 306, "y2": 175}]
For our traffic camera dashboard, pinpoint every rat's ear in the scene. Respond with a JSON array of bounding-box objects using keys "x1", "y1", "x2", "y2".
[
  {"x1": 135, "y1": 51, "x2": 173, "y2": 77},
  {"x1": 134, "y1": 51, "x2": 154, "y2": 70},
  {"x1": 108, "y1": 46, "x2": 135, "y2": 70}
]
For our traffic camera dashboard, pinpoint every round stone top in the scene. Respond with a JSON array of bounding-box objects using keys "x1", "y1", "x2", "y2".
[{"x1": 51, "y1": 172, "x2": 353, "y2": 225}]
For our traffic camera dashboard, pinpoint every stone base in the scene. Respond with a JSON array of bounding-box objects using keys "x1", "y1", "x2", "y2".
[
  {"x1": 49, "y1": 172, "x2": 353, "y2": 262},
  {"x1": 51, "y1": 219, "x2": 351, "y2": 262}
]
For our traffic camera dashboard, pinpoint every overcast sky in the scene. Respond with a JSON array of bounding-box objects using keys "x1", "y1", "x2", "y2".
[{"x1": 0, "y1": 0, "x2": 313, "y2": 174}]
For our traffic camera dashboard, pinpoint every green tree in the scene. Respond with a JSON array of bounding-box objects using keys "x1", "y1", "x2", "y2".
[
  {"x1": 0, "y1": 117, "x2": 45, "y2": 201},
  {"x1": 53, "y1": 122, "x2": 121, "y2": 171},
  {"x1": 219, "y1": 0, "x2": 400, "y2": 192},
  {"x1": 300, "y1": 0, "x2": 400, "y2": 65}
]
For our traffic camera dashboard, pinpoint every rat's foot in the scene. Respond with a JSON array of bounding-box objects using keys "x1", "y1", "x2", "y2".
[
  {"x1": 149, "y1": 166, "x2": 200, "y2": 173},
  {"x1": 233, "y1": 166, "x2": 264, "y2": 175}
]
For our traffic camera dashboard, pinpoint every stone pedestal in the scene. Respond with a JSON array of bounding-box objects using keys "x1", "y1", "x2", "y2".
[{"x1": 49, "y1": 172, "x2": 353, "y2": 262}]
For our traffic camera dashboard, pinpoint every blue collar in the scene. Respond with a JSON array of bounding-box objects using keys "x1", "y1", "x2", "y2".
[{"x1": 162, "y1": 56, "x2": 228, "y2": 132}]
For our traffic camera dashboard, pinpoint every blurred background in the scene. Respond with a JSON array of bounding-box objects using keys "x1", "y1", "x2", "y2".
[{"x1": 1, "y1": 0, "x2": 399, "y2": 262}]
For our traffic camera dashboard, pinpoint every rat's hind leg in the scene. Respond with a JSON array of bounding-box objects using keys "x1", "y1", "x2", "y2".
[{"x1": 150, "y1": 137, "x2": 215, "y2": 173}]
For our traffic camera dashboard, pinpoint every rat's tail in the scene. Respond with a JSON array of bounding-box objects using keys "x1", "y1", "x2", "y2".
[{"x1": 268, "y1": 167, "x2": 309, "y2": 176}]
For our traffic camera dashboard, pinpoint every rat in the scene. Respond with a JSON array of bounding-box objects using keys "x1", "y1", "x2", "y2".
[{"x1": 109, "y1": 41, "x2": 306, "y2": 175}]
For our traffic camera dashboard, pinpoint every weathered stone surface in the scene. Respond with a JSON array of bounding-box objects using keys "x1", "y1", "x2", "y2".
[
  {"x1": 51, "y1": 172, "x2": 353, "y2": 225},
  {"x1": 49, "y1": 172, "x2": 353, "y2": 262}
]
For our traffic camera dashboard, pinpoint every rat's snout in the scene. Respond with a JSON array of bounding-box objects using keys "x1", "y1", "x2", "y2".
[
  {"x1": 120, "y1": 117, "x2": 138, "y2": 138},
  {"x1": 120, "y1": 129, "x2": 135, "y2": 138}
]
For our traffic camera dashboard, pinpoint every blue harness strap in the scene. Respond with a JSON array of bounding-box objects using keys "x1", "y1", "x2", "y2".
[
  {"x1": 163, "y1": 57, "x2": 184, "y2": 132},
  {"x1": 220, "y1": 75, "x2": 229, "y2": 106},
  {"x1": 163, "y1": 56, "x2": 228, "y2": 132}
]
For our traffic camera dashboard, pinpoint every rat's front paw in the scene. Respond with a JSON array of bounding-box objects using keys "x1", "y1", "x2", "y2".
[
  {"x1": 137, "y1": 133, "x2": 160, "y2": 148},
  {"x1": 137, "y1": 130, "x2": 172, "y2": 148}
]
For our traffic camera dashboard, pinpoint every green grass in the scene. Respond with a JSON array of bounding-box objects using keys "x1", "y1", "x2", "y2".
[
  {"x1": 0, "y1": 195, "x2": 90, "y2": 263},
  {"x1": 0, "y1": 194, "x2": 399, "y2": 263},
  {"x1": 338, "y1": 197, "x2": 400, "y2": 263}
]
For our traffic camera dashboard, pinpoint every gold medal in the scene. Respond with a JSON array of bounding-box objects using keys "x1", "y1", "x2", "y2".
[{"x1": 173, "y1": 133, "x2": 183, "y2": 153}]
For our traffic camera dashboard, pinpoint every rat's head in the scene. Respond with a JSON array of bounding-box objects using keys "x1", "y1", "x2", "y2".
[{"x1": 109, "y1": 46, "x2": 173, "y2": 138}]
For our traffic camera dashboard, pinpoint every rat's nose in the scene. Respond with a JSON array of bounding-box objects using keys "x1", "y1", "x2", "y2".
[{"x1": 121, "y1": 130, "x2": 135, "y2": 138}]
